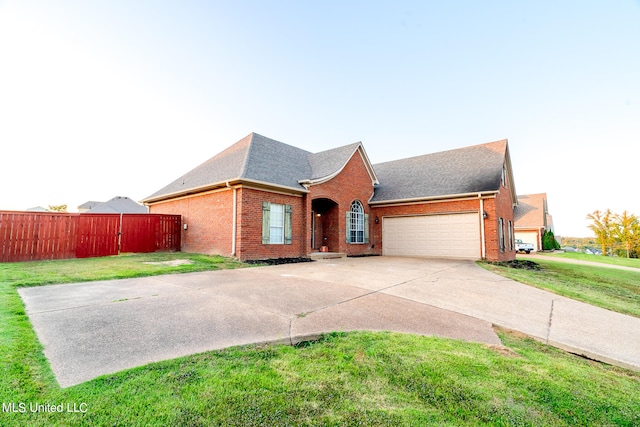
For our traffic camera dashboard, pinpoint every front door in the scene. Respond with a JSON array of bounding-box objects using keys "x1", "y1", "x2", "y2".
[
  {"x1": 312, "y1": 212, "x2": 324, "y2": 249},
  {"x1": 311, "y1": 198, "x2": 338, "y2": 252}
]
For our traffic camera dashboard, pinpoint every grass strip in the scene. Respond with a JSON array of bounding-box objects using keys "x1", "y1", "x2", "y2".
[
  {"x1": 0, "y1": 252, "x2": 246, "y2": 288},
  {"x1": 480, "y1": 259, "x2": 640, "y2": 318},
  {"x1": 537, "y1": 252, "x2": 640, "y2": 269}
]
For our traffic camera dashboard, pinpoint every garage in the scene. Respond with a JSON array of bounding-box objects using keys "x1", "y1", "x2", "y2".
[
  {"x1": 514, "y1": 231, "x2": 540, "y2": 251},
  {"x1": 382, "y1": 213, "x2": 481, "y2": 259}
]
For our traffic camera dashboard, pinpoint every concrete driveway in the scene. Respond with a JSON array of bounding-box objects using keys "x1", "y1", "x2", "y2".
[{"x1": 19, "y1": 256, "x2": 640, "y2": 387}]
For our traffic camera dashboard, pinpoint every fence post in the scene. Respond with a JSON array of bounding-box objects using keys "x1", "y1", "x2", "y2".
[{"x1": 118, "y1": 213, "x2": 123, "y2": 255}]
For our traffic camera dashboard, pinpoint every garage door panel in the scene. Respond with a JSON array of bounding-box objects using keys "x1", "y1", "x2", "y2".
[{"x1": 383, "y1": 213, "x2": 480, "y2": 259}]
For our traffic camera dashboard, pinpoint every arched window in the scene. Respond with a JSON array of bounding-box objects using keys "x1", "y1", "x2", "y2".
[{"x1": 348, "y1": 200, "x2": 365, "y2": 243}]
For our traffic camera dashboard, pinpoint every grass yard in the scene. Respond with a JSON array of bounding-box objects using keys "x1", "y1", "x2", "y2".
[
  {"x1": 1, "y1": 253, "x2": 640, "y2": 426},
  {"x1": 0, "y1": 252, "x2": 247, "y2": 288},
  {"x1": 480, "y1": 258, "x2": 640, "y2": 318},
  {"x1": 536, "y1": 252, "x2": 640, "y2": 269}
]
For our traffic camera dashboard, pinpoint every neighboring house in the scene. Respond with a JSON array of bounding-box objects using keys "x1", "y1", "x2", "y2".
[
  {"x1": 78, "y1": 196, "x2": 148, "y2": 214},
  {"x1": 143, "y1": 133, "x2": 518, "y2": 262},
  {"x1": 77, "y1": 201, "x2": 100, "y2": 212},
  {"x1": 26, "y1": 206, "x2": 50, "y2": 212},
  {"x1": 513, "y1": 193, "x2": 553, "y2": 251}
]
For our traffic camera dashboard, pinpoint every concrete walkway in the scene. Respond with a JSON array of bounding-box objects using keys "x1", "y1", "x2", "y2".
[{"x1": 19, "y1": 257, "x2": 640, "y2": 387}]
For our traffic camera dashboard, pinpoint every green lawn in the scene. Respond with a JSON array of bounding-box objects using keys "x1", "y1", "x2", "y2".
[
  {"x1": 0, "y1": 252, "x2": 247, "y2": 288},
  {"x1": 536, "y1": 251, "x2": 640, "y2": 268},
  {"x1": 2, "y1": 254, "x2": 640, "y2": 426},
  {"x1": 481, "y1": 258, "x2": 640, "y2": 318}
]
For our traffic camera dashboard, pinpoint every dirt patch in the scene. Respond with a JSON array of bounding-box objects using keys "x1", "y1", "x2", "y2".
[
  {"x1": 143, "y1": 259, "x2": 193, "y2": 267},
  {"x1": 245, "y1": 257, "x2": 313, "y2": 265},
  {"x1": 485, "y1": 344, "x2": 522, "y2": 358},
  {"x1": 491, "y1": 259, "x2": 541, "y2": 270}
]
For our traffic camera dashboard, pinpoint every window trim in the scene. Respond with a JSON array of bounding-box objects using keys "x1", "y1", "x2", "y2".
[
  {"x1": 498, "y1": 217, "x2": 505, "y2": 252},
  {"x1": 346, "y1": 200, "x2": 369, "y2": 244},
  {"x1": 262, "y1": 202, "x2": 292, "y2": 245},
  {"x1": 269, "y1": 203, "x2": 285, "y2": 244},
  {"x1": 508, "y1": 220, "x2": 514, "y2": 251}
]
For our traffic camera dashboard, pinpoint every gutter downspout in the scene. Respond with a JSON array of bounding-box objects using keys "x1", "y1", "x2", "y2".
[
  {"x1": 227, "y1": 182, "x2": 237, "y2": 257},
  {"x1": 479, "y1": 193, "x2": 486, "y2": 259}
]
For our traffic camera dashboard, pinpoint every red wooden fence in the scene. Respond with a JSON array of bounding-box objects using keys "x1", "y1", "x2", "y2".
[
  {"x1": 0, "y1": 212, "x2": 78, "y2": 262},
  {"x1": 119, "y1": 214, "x2": 181, "y2": 253},
  {"x1": 76, "y1": 214, "x2": 121, "y2": 259},
  {"x1": 0, "y1": 211, "x2": 181, "y2": 262}
]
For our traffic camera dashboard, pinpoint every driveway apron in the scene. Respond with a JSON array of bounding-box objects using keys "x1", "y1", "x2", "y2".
[{"x1": 18, "y1": 257, "x2": 640, "y2": 387}]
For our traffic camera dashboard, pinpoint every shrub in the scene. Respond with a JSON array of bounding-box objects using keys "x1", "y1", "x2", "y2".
[{"x1": 542, "y1": 230, "x2": 561, "y2": 250}]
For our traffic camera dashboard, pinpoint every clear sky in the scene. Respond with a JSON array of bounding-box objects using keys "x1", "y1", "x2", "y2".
[{"x1": 1, "y1": 1, "x2": 639, "y2": 237}]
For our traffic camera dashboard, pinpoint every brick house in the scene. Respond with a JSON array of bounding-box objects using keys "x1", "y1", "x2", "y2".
[
  {"x1": 143, "y1": 133, "x2": 517, "y2": 262},
  {"x1": 514, "y1": 193, "x2": 553, "y2": 251}
]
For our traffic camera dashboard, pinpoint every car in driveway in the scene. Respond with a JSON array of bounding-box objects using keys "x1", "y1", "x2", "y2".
[{"x1": 515, "y1": 239, "x2": 535, "y2": 254}]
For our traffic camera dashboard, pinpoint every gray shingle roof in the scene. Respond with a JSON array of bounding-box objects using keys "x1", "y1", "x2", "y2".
[
  {"x1": 242, "y1": 133, "x2": 312, "y2": 188},
  {"x1": 307, "y1": 142, "x2": 362, "y2": 180},
  {"x1": 81, "y1": 196, "x2": 148, "y2": 213},
  {"x1": 78, "y1": 201, "x2": 100, "y2": 210},
  {"x1": 144, "y1": 133, "x2": 364, "y2": 202},
  {"x1": 145, "y1": 134, "x2": 255, "y2": 201},
  {"x1": 144, "y1": 134, "x2": 510, "y2": 205},
  {"x1": 370, "y1": 140, "x2": 508, "y2": 203}
]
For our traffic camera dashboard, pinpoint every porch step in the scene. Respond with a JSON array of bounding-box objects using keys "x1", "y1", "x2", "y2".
[{"x1": 308, "y1": 252, "x2": 347, "y2": 260}]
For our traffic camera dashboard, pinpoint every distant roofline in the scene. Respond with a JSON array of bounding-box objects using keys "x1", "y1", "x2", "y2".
[{"x1": 517, "y1": 193, "x2": 547, "y2": 200}]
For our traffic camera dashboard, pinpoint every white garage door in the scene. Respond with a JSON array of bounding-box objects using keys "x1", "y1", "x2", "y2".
[{"x1": 382, "y1": 213, "x2": 481, "y2": 259}]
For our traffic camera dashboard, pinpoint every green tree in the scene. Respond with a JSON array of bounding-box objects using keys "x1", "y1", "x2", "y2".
[
  {"x1": 48, "y1": 204, "x2": 68, "y2": 212},
  {"x1": 586, "y1": 209, "x2": 615, "y2": 256},
  {"x1": 542, "y1": 230, "x2": 551, "y2": 250},
  {"x1": 613, "y1": 211, "x2": 638, "y2": 258},
  {"x1": 542, "y1": 230, "x2": 561, "y2": 250},
  {"x1": 633, "y1": 220, "x2": 640, "y2": 258}
]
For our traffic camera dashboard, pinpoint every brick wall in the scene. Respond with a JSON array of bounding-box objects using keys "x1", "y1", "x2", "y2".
[
  {"x1": 148, "y1": 190, "x2": 234, "y2": 255},
  {"x1": 309, "y1": 149, "x2": 376, "y2": 256},
  {"x1": 236, "y1": 187, "x2": 307, "y2": 260},
  {"x1": 485, "y1": 182, "x2": 517, "y2": 262}
]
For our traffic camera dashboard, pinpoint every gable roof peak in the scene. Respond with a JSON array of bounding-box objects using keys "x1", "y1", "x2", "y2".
[{"x1": 303, "y1": 141, "x2": 378, "y2": 186}]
